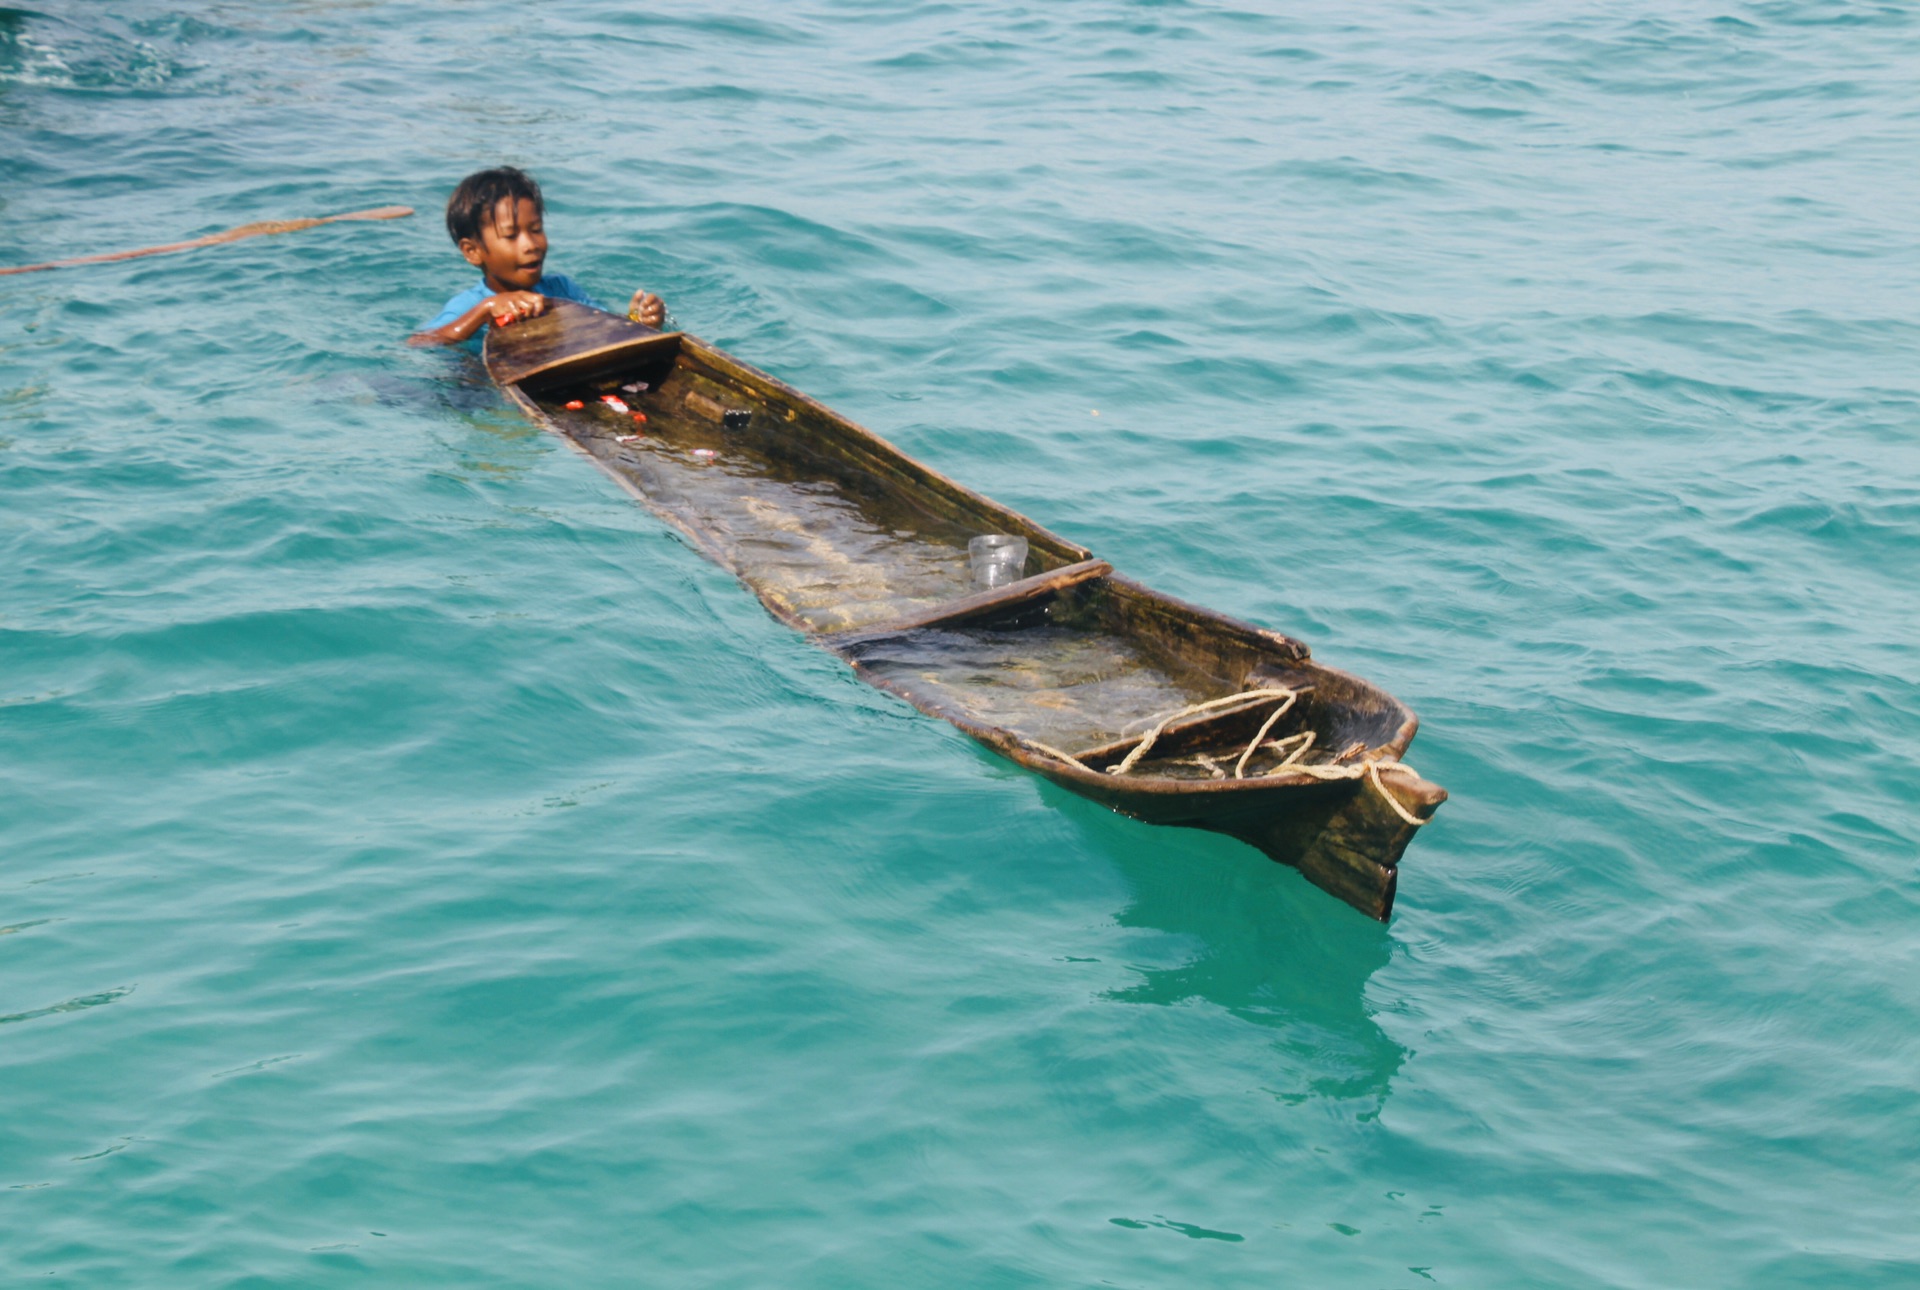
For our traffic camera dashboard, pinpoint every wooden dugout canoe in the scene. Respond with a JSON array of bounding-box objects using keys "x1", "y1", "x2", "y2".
[{"x1": 486, "y1": 302, "x2": 1445, "y2": 920}]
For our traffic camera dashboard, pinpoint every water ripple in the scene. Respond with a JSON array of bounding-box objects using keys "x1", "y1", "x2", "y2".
[{"x1": 3, "y1": 0, "x2": 1918, "y2": 1286}]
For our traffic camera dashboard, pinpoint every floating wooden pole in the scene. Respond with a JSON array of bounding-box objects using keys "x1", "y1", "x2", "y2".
[{"x1": 0, "y1": 205, "x2": 415, "y2": 276}]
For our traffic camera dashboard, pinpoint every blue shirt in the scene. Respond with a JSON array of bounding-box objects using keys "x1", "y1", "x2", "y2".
[{"x1": 422, "y1": 273, "x2": 605, "y2": 334}]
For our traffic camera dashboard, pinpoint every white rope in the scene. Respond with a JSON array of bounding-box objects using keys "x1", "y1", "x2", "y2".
[
  {"x1": 1260, "y1": 730, "x2": 1316, "y2": 770},
  {"x1": 1025, "y1": 741, "x2": 1098, "y2": 775},
  {"x1": 1234, "y1": 699, "x2": 1301, "y2": 779},
  {"x1": 1109, "y1": 688, "x2": 1297, "y2": 776},
  {"x1": 1267, "y1": 758, "x2": 1430, "y2": 827},
  {"x1": 1019, "y1": 685, "x2": 1429, "y2": 828}
]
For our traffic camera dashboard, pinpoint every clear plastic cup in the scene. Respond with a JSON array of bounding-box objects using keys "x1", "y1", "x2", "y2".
[{"x1": 968, "y1": 534, "x2": 1029, "y2": 589}]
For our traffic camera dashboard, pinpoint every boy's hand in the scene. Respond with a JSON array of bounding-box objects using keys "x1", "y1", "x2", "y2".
[
  {"x1": 408, "y1": 290, "x2": 549, "y2": 346},
  {"x1": 628, "y1": 289, "x2": 666, "y2": 328},
  {"x1": 488, "y1": 291, "x2": 548, "y2": 327}
]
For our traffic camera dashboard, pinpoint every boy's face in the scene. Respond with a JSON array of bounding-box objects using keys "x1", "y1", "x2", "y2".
[{"x1": 459, "y1": 196, "x2": 547, "y2": 292}]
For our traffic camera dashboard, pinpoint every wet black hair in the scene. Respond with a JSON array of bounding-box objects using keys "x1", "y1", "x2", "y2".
[{"x1": 445, "y1": 166, "x2": 544, "y2": 245}]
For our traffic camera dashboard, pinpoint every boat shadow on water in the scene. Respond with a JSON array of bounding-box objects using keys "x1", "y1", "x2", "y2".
[
  {"x1": 319, "y1": 352, "x2": 501, "y2": 416},
  {"x1": 1036, "y1": 779, "x2": 1408, "y2": 1108},
  {"x1": 320, "y1": 360, "x2": 558, "y2": 484}
]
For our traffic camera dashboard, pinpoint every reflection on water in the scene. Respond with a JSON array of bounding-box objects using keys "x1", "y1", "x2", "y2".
[
  {"x1": 1091, "y1": 813, "x2": 1407, "y2": 1107},
  {"x1": 321, "y1": 359, "x2": 502, "y2": 417},
  {"x1": 315, "y1": 363, "x2": 570, "y2": 486}
]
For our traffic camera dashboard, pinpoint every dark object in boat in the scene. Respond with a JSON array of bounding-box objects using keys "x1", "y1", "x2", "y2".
[{"x1": 486, "y1": 303, "x2": 1445, "y2": 920}]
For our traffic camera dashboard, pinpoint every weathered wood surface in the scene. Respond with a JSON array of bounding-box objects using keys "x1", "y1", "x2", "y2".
[
  {"x1": 826, "y1": 558, "x2": 1113, "y2": 643},
  {"x1": 485, "y1": 302, "x2": 1445, "y2": 920},
  {"x1": 486, "y1": 306, "x2": 683, "y2": 390}
]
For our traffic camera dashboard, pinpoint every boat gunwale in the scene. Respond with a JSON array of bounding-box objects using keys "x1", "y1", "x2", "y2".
[{"x1": 489, "y1": 319, "x2": 1421, "y2": 798}]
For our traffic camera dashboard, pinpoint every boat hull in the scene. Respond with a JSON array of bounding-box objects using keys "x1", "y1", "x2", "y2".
[{"x1": 485, "y1": 303, "x2": 1444, "y2": 919}]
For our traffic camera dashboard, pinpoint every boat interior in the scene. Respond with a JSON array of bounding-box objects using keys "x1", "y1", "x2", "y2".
[{"x1": 512, "y1": 326, "x2": 1411, "y2": 781}]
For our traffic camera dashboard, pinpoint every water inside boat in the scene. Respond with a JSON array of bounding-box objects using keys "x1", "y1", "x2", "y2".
[
  {"x1": 530, "y1": 363, "x2": 1343, "y2": 778},
  {"x1": 538, "y1": 390, "x2": 1008, "y2": 633}
]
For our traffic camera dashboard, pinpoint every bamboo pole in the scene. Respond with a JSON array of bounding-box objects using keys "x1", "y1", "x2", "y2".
[{"x1": 0, "y1": 205, "x2": 415, "y2": 276}]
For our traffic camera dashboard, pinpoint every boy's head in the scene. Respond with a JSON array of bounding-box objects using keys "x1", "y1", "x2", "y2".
[{"x1": 446, "y1": 166, "x2": 548, "y2": 293}]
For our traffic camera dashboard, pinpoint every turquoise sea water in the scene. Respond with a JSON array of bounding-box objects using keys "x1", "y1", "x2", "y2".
[{"x1": 4, "y1": 2, "x2": 1917, "y2": 1285}]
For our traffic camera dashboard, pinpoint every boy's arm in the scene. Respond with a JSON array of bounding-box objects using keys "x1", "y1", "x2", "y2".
[{"x1": 408, "y1": 290, "x2": 548, "y2": 346}]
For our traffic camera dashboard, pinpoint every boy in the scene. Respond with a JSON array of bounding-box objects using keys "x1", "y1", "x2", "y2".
[{"x1": 411, "y1": 166, "x2": 665, "y2": 346}]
